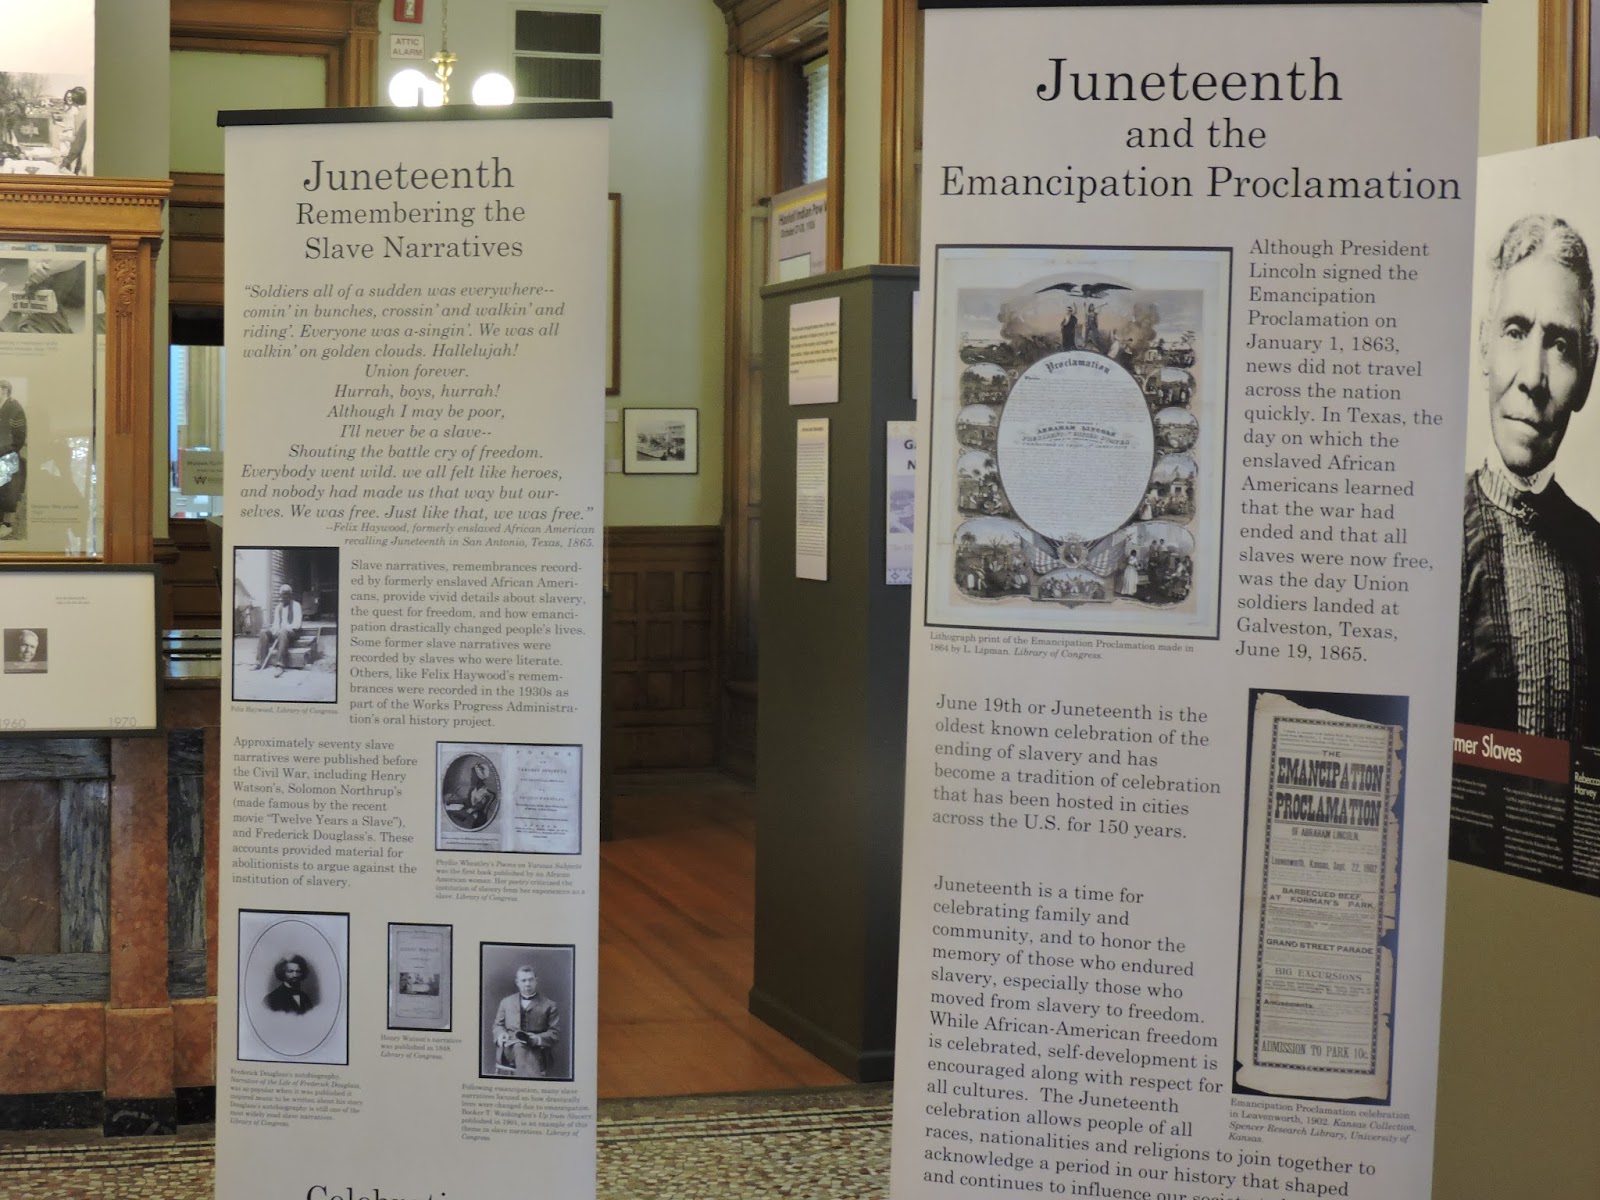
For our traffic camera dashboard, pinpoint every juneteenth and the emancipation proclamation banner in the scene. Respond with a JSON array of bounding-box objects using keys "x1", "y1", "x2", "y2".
[
  {"x1": 216, "y1": 105, "x2": 609, "y2": 1200},
  {"x1": 894, "y1": 4, "x2": 1480, "y2": 1199}
]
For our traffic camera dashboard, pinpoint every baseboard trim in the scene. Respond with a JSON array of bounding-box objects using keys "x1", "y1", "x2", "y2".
[
  {"x1": 103, "y1": 1095, "x2": 177, "y2": 1137},
  {"x1": 748, "y1": 987, "x2": 895, "y2": 1083},
  {"x1": 0, "y1": 1090, "x2": 101, "y2": 1131},
  {"x1": 0, "y1": 1088, "x2": 213, "y2": 1133},
  {"x1": 176, "y1": 1085, "x2": 216, "y2": 1126}
]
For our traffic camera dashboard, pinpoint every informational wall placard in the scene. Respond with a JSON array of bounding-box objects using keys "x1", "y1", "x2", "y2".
[
  {"x1": 888, "y1": 420, "x2": 918, "y2": 585},
  {"x1": 769, "y1": 180, "x2": 828, "y2": 283},
  {"x1": 893, "y1": 5, "x2": 1479, "y2": 1199},
  {"x1": 1450, "y1": 139, "x2": 1600, "y2": 898},
  {"x1": 789, "y1": 295, "x2": 841, "y2": 405},
  {"x1": 217, "y1": 105, "x2": 609, "y2": 1200},
  {"x1": 797, "y1": 416, "x2": 830, "y2": 580},
  {"x1": 0, "y1": 0, "x2": 94, "y2": 176}
]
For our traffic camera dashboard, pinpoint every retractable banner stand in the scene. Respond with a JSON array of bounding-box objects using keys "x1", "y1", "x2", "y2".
[
  {"x1": 217, "y1": 105, "x2": 609, "y2": 1200},
  {"x1": 1450, "y1": 140, "x2": 1600, "y2": 897},
  {"x1": 894, "y1": 4, "x2": 1480, "y2": 1198}
]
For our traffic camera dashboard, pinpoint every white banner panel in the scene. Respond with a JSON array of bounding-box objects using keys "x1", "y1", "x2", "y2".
[
  {"x1": 218, "y1": 108, "x2": 608, "y2": 1200},
  {"x1": 894, "y1": 5, "x2": 1480, "y2": 1199}
]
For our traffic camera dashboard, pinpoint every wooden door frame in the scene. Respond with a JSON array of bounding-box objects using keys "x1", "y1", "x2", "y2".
[
  {"x1": 716, "y1": 0, "x2": 843, "y2": 775},
  {"x1": 171, "y1": 0, "x2": 380, "y2": 108}
]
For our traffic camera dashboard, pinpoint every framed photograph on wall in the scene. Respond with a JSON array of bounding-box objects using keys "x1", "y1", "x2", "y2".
[
  {"x1": 1543, "y1": 1, "x2": 1600, "y2": 141},
  {"x1": 607, "y1": 192, "x2": 621, "y2": 395},
  {"x1": 622, "y1": 407, "x2": 698, "y2": 475},
  {"x1": 0, "y1": 563, "x2": 160, "y2": 737}
]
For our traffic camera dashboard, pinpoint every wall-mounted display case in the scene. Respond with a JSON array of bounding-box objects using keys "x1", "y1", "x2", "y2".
[{"x1": 0, "y1": 176, "x2": 169, "y2": 563}]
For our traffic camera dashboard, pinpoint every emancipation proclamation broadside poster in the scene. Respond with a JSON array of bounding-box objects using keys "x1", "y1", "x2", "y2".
[
  {"x1": 892, "y1": 4, "x2": 1479, "y2": 1199},
  {"x1": 216, "y1": 105, "x2": 609, "y2": 1200}
]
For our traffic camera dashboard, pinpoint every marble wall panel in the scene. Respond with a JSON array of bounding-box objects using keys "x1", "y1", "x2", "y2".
[
  {"x1": 60, "y1": 780, "x2": 110, "y2": 952},
  {"x1": 0, "y1": 740, "x2": 110, "y2": 782},
  {"x1": 0, "y1": 1003, "x2": 104, "y2": 1093},
  {"x1": 167, "y1": 734, "x2": 206, "y2": 955},
  {"x1": 0, "y1": 782, "x2": 60, "y2": 955},
  {"x1": 171, "y1": 998, "x2": 216, "y2": 1088},
  {"x1": 103, "y1": 1007, "x2": 173, "y2": 1099},
  {"x1": 205, "y1": 726, "x2": 220, "y2": 995},
  {"x1": 110, "y1": 737, "x2": 168, "y2": 1012}
]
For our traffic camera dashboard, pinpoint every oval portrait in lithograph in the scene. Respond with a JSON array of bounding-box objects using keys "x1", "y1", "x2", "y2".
[
  {"x1": 241, "y1": 917, "x2": 343, "y2": 1059},
  {"x1": 996, "y1": 351, "x2": 1154, "y2": 544},
  {"x1": 440, "y1": 751, "x2": 501, "y2": 832}
]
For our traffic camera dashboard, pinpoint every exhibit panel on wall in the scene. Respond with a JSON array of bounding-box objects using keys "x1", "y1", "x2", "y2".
[
  {"x1": 216, "y1": 104, "x2": 609, "y2": 1200},
  {"x1": 893, "y1": 3, "x2": 1481, "y2": 1198},
  {"x1": 1450, "y1": 139, "x2": 1600, "y2": 898},
  {"x1": 0, "y1": 0, "x2": 94, "y2": 177}
]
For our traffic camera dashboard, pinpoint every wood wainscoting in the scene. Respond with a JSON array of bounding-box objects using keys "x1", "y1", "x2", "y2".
[
  {"x1": 158, "y1": 521, "x2": 724, "y2": 771},
  {"x1": 607, "y1": 526, "x2": 723, "y2": 770}
]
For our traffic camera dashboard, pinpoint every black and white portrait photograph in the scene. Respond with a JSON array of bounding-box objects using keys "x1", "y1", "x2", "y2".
[
  {"x1": 232, "y1": 546, "x2": 339, "y2": 704},
  {"x1": 435, "y1": 741, "x2": 583, "y2": 855},
  {"x1": 0, "y1": 255, "x2": 88, "y2": 334},
  {"x1": 0, "y1": 376, "x2": 25, "y2": 540},
  {"x1": 926, "y1": 244, "x2": 1229, "y2": 639},
  {"x1": 623, "y1": 407, "x2": 699, "y2": 475},
  {"x1": 0, "y1": 74, "x2": 91, "y2": 177},
  {"x1": 1452, "y1": 143, "x2": 1600, "y2": 898},
  {"x1": 237, "y1": 909, "x2": 349, "y2": 1066},
  {"x1": 3, "y1": 626, "x2": 46, "y2": 673},
  {"x1": 388, "y1": 922, "x2": 452, "y2": 1032},
  {"x1": 479, "y1": 942, "x2": 575, "y2": 1082}
]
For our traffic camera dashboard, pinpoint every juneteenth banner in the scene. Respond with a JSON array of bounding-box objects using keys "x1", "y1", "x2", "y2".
[
  {"x1": 893, "y1": 3, "x2": 1481, "y2": 1198},
  {"x1": 216, "y1": 104, "x2": 609, "y2": 1200}
]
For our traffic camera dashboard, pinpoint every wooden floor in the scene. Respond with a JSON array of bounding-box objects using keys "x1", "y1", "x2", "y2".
[{"x1": 596, "y1": 772, "x2": 850, "y2": 1099}]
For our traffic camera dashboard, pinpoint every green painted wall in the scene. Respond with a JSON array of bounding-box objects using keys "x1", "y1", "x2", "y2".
[
  {"x1": 379, "y1": 0, "x2": 728, "y2": 529},
  {"x1": 1478, "y1": 0, "x2": 1536, "y2": 156},
  {"x1": 170, "y1": 50, "x2": 326, "y2": 174},
  {"x1": 841, "y1": 0, "x2": 883, "y2": 269},
  {"x1": 96, "y1": 0, "x2": 172, "y2": 538}
]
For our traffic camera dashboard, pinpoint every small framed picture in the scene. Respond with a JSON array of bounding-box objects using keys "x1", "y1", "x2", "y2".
[
  {"x1": 393, "y1": 0, "x2": 424, "y2": 23},
  {"x1": 0, "y1": 564, "x2": 160, "y2": 737},
  {"x1": 622, "y1": 407, "x2": 698, "y2": 475}
]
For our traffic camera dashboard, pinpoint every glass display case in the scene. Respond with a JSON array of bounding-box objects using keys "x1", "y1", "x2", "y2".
[{"x1": 0, "y1": 175, "x2": 169, "y2": 563}]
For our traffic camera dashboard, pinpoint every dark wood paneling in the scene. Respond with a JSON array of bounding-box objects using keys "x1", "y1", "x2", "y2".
[
  {"x1": 607, "y1": 527, "x2": 722, "y2": 770},
  {"x1": 160, "y1": 518, "x2": 223, "y2": 629},
  {"x1": 168, "y1": 173, "x2": 224, "y2": 310}
]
